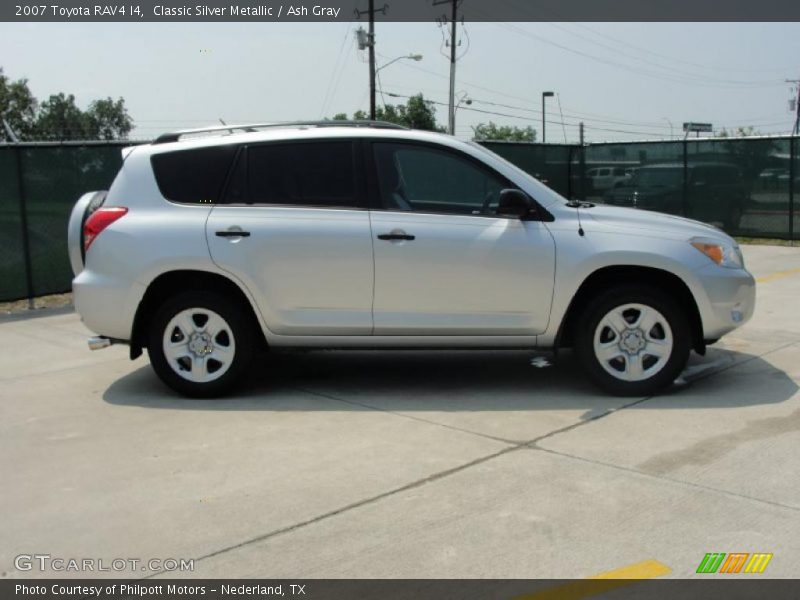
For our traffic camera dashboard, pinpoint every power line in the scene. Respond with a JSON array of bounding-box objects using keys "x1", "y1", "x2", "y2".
[
  {"x1": 386, "y1": 59, "x2": 790, "y2": 133},
  {"x1": 560, "y1": 21, "x2": 795, "y2": 75},
  {"x1": 492, "y1": 22, "x2": 784, "y2": 90},
  {"x1": 494, "y1": 0, "x2": 795, "y2": 76},
  {"x1": 319, "y1": 22, "x2": 355, "y2": 118}
]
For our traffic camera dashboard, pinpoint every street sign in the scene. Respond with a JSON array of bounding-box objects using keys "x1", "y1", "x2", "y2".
[{"x1": 683, "y1": 122, "x2": 713, "y2": 133}]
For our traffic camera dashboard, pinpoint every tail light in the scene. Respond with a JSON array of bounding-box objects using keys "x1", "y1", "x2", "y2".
[{"x1": 83, "y1": 207, "x2": 128, "y2": 252}]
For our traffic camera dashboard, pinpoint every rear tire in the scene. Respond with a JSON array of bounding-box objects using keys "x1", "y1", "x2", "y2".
[
  {"x1": 575, "y1": 285, "x2": 691, "y2": 396},
  {"x1": 147, "y1": 291, "x2": 255, "y2": 398}
]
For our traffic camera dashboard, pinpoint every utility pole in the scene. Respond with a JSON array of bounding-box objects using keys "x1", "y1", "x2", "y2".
[
  {"x1": 433, "y1": 0, "x2": 459, "y2": 135},
  {"x1": 368, "y1": 0, "x2": 376, "y2": 120},
  {"x1": 355, "y1": 1, "x2": 384, "y2": 120},
  {"x1": 789, "y1": 79, "x2": 800, "y2": 135}
]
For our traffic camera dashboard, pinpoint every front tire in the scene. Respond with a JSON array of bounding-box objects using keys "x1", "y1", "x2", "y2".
[
  {"x1": 147, "y1": 291, "x2": 255, "y2": 398},
  {"x1": 575, "y1": 285, "x2": 691, "y2": 396}
]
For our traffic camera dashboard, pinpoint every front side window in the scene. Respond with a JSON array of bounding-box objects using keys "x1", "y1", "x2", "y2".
[
  {"x1": 246, "y1": 141, "x2": 356, "y2": 207},
  {"x1": 373, "y1": 142, "x2": 505, "y2": 215}
]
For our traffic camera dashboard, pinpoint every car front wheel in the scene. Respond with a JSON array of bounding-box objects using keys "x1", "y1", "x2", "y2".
[
  {"x1": 576, "y1": 285, "x2": 691, "y2": 396},
  {"x1": 148, "y1": 291, "x2": 255, "y2": 397}
]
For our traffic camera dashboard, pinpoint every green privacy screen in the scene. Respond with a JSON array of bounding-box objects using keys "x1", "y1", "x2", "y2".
[
  {"x1": 0, "y1": 138, "x2": 797, "y2": 302},
  {"x1": 484, "y1": 137, "x2": 797, "y2": 239},
  {"x1": 0, "y1": 144, "x2": 126, "y2": 302}
]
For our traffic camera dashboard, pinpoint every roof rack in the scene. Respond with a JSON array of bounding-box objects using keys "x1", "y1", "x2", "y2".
[{"x1": 153, "y1": 120, "x2": 407, "y2": 144}]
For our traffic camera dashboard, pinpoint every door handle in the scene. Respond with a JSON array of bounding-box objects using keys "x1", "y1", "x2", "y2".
[
  {"x1": 377, "y1": 232, "x2": 415, "y2": 241},
  {"x1": 215, "y1": 230, "x2": 251, "y2": 237}
]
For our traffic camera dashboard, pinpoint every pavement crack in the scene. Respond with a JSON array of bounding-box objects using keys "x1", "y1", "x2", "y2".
[
  {"x1": 528, "y1": 394, "x2": 656, "y2": 446},
  {"x1": 295, "y1": 386, "x2": 520, "y2": 446},
  {"x1": 143, "y1": 445, "x2": 520, "y2": 578}
]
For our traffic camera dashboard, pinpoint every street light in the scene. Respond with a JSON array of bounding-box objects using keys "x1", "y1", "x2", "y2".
[
  {"x1": 455, "y1": 91, "x2": 472, "y2": 113},
  {"x1": 375, "y1": 53, "x2": 423, "y2": 75},
  {"x1": 372, "y1": 54, "x2": 423, "y2": 120},
  {"x1": 542, "y1": 91, "x2": 554, "y2": 143}
]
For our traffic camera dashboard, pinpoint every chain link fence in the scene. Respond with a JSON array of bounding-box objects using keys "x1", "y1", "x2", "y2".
[{"x1": 0, "y1": 137, "x2": 797, "y2": 302}]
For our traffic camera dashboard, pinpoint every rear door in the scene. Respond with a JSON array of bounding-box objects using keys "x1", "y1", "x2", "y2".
[{"x1": 206, "y1": 140, "x2": 375, "y2": 335}]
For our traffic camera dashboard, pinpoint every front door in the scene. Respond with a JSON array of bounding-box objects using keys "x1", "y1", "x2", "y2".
[{"x1": 368, "y1": 141, "x2": 556, "y2": 336}]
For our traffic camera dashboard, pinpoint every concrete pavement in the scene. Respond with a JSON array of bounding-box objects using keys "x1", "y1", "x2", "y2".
[{"x1": 1, "y1": 244, "x2": 799, "y2": 580}]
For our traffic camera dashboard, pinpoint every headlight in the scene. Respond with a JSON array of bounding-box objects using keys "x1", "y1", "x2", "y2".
[{"x1": 690, "y1": 237, "x2": 744, "y2": 269}]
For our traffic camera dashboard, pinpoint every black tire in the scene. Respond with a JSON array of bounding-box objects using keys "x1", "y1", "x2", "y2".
[
  {"x1": 147, "y1": 290, "x2": 255, "y2": 398},
  {"x1": 575, "y1": 285, "x2": 691, "y2": 396}
]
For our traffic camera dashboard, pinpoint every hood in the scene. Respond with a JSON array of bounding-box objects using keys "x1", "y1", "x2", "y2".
[{"x1": 581, "y1": 204, "x2": 732, "y2": 242}]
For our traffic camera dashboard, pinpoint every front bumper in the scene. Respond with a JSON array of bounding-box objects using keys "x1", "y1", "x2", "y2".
[{"x1": 692, "y1": 264, "x2": 756, "y2": 340}]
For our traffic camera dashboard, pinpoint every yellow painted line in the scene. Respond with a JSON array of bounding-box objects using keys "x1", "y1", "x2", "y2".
[
  {"x1": 588, "y1": 559, "x2": 672, "y2": 580},
  {"x1": 513, "y1": 560, "x2": 671, "y2": 600},
  {"x1": 756, "y1": 267, "x2": 800, "y2": 283}
]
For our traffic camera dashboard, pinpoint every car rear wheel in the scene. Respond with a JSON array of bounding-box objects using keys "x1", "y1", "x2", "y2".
[
  {"x1": 575, "y1": 285, "x2": 691, "y2": 396},
  {"x1": 147, "y1": 291, "x2": 254, "y2": 397}
]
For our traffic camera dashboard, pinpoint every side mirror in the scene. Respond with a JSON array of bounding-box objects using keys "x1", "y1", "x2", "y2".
[{"x1": 496, "y1": 189, "x2": 534, "y2": 219}]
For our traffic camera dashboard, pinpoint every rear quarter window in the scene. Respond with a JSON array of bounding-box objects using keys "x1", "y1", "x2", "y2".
[{"x1": 150, "y1": 145, "x2": 238, "y2": 204}]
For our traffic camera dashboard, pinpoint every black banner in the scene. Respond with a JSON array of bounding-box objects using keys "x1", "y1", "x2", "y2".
[
  {"x1": 4, "y1": 0, "x2": 800, "y2": 22},
  {"x1": 4, "y1": 579, "x2": 800, "y2": 600}
]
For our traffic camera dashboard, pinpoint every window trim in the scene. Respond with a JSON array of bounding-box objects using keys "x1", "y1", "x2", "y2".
[
  {"x1": 364, "y1": 138, "x2": 552, "y2": 221},
  {"x1": 218, "y1": 138, "x2": 366, "y2": 210}
]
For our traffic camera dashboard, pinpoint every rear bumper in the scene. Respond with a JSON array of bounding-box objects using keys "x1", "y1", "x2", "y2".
[{"x1": 73, "y1": 270, "x2": 145, "y2": 341}]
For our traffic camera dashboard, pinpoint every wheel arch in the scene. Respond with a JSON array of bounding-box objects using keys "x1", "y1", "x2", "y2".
[
  {"x1": 555, "y1": 265, "x2": 705, "y2": 355},
  {"x1": 129, "y1": 270, "x2": 266, "y2": 359}
]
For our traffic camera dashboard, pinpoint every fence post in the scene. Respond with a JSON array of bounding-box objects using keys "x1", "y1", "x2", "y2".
[
  {"x1": 790, "y1": 136, "x2": 796, "y2": 243},
  {"x1": 14, "y1": 145, "x2": 35, "y2": 309},
  {"x1": 682, "y1": 139, "x2": 689, "y2": 218},
  {"x1": 579, "y1": 122, "x2": 586, "y2": 200}
]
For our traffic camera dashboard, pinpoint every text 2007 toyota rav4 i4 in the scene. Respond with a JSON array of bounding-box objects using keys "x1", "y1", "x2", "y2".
[{"x1": 68, "y1": 121, "x2": 755, "y2": 397}]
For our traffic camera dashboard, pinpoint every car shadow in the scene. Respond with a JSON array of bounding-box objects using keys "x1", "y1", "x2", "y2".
[{"x1": 102, "y1": 346, "x2": 798, "y2": 412}]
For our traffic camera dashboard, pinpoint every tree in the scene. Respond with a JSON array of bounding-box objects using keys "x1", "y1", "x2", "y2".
[
  {"x1": 0, "y1": 68, "x2": 38, "y2": 141},
  {"x1": 335, "y1": 94, "x2": 444, "y2": 132},
  {"x1": 472, "y1": 121, "x2": 537, "y2": 142},
  {"x1": 0, "y1": 66, "x2": 133, "y2": 141},
  {"x1": 35, "y1": 93, "x2": 93, "y2": 140},
  {"x1": 86, "y1": 97, "x2": 133, "y2": 140},
  {"x1": 716, "y1": 126, "x2": 761, "y2": 138},
  {"x1": 35, "y1": 93, "x2": 133, "y2": 140}
]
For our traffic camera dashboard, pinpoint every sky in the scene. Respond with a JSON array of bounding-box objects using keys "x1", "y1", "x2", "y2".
[{"x1": 1, "y1": 21, "x2": 799, "y2": 142}]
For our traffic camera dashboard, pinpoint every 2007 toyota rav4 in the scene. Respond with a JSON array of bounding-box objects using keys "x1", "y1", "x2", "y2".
[{"x1": 68, "y1": 121, "x2": 755, "y2": 397}]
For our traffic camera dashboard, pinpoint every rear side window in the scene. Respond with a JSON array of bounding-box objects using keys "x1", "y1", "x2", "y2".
[
  {"x1": 151, "y1": 145, "x2": 237, "y2": 204},
  {"x1": 246, "y1": 141, "x2": 356, "y2": 207}
]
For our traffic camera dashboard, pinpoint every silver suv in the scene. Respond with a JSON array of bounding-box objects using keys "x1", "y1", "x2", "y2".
[{"x1": 68, "y1": 121, "x2": 755, "y2": 397}]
